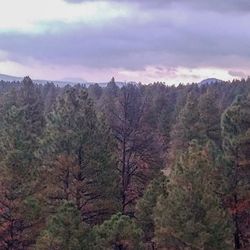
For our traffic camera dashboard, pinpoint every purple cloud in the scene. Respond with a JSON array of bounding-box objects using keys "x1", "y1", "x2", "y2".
[
  {"x1": 228, "y1": 70, "x2": 248, "y2": 78},
  {"x1": 0, "y1": 0, "x2": 250, "y2": 79},
  {"x1": 64, "y1": 0, "x2": 91, "y2": 3},
  {"x1": 64, "y1": 0, "x2": 250, "y2": 12}
]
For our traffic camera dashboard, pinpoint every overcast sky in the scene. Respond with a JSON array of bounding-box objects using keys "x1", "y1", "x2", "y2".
[{"x1": 0, "y1": 0, "x2": 249, "y2": 84}]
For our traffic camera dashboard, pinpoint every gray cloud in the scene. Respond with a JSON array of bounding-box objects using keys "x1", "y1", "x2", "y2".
[
  {"x1": 1, "y1": 0, "x2": 250, "y2": 72},
  {"x1": 228, "y1": 70, "x2": 248, "y2": 78},
  {"x1": 64, "y1": 0, "x2": 92, "y2": 3},
  {"x1": 64, "y1": 0, "x2": 250, "y2": 12}
]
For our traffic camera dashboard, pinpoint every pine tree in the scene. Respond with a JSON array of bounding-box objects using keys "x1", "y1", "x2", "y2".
[
  {"x1": 42, "y1": 82, "x2": 58, "y2": 114},
  {"x1": 90, "y1": 212, "x2": 143, "y2": 250},
  {"x1": 42, "y1": 87, "x2": 118, "y2": 223},
  {"x1": 221, "y1": 94, "x2": 250, "y2": 249},
  {"x1": 0, "y1": 77, "x2": 45, "y2": 249},
  {"x1": 106, "y1": 84, "x2": 163, "y2": 214},
  {"x1": 136, "y1": 174, "x2": 167, "y2": 249},
  {"x1": 169, "y1": 90, "x2": 201, "y2": 164},
  {"x1": 36, "y1": 201, "x2": 87, "y2": 250},
  {"x1": 198, "y1": 88, "x2": 222, "y2": 146},
  {"x1": 154, "y1": 141, "x2": 233, "y2": 250}
]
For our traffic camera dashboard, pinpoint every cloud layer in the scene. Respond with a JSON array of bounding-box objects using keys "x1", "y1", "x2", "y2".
[{"x1": 0, "y1": 0, "x2": 249, "y2": 83}]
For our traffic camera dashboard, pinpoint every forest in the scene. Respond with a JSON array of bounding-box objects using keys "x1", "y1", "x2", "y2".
[{"x1": 0, "y1": 76, "x2": 249, "y2": 250}]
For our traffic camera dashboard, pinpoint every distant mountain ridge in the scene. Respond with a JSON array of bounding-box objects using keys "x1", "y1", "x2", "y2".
[
  {"x1": 199, "y1": 78, "x2": 223, "y2": 86},
  {"x1": 0, "y1": 73, "x2": 87, "y2": 86},
  {"x1": 0, "y1": 73, "x2": 23, "y2": 82},
  {"x1": 0, "y1": 73, "x2": 128, "y2": 87},
  {"x1": 0, "y1": 73, "x2": 223, "y2": 87}
]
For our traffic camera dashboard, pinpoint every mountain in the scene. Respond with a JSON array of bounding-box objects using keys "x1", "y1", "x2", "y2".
[
  {"x1": 0, "y1": 73, "x2": 86, "y2": 86},
  {"x1": 0, "y1": 73, "x2": 132, "y2": 87},
  {"x1": 0, "y1": 73, "x2": 23, "y2": 82},
  {"x1": 199, "y1": 78, "x2": 223, "y2": 86}
]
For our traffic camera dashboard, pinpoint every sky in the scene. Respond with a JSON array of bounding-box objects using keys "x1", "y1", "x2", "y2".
[{"x1": 0, "y1": 0, "x2": 250, "y2": 84}]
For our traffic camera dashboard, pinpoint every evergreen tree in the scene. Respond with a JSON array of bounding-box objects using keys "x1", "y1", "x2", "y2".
[
  {"x1": 106, "y1": 84, "x2": 163, "y2": 214},
  {"x1": 136, "y1": 174, "x2": 167, "y2": 249},
  {"x1": 42, "y1": 82, "x2": 58, "y2": 114},
  {"x1": 0, "y1": 76, "x2": 250, "y2": 249},
  {"x1": 198, "y1": 88, "x2": 222, "y2": 146},
  {"x1": 88, "y1": 83, "x2": 103, "y2": 101},
  {"x1": 154, "y1": 141, "x2": 233, "y2": 250},
  {"x1": 36, "y1": 201, "x2": 87, "y2": 250},
  {"x1": 169, "y1": 90, "x2": 201, "y2": 164},
  {"x1": 0, "y1": 77, "x2": 45, "y2": 249},
  {"x1": 90, "y1": 213, "x2": 143, "y2": 250},
  {"x1": 42, "y1": 87, "x2": 118, "y2": 223},
  {"x1": 221, "y1": 94, "x2": 250, "y2": 249}
]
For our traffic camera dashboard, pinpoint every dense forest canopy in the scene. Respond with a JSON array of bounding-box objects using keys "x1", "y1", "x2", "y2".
[{"x1": 0, "y1": 77, "x2": 249, "y2": 249}]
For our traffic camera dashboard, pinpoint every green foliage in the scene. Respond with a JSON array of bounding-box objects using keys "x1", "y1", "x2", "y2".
[
  {"x1": 136, "y1": 174, "x2": 168, "y2": 242},
  {"x1": 154, "y1": 141, "x2": 233, "y2": 250},
  {"x1": 0, "y1": 77, "x2": 249, "y2": 249},
  {"x1": 198, "y1": 89, "x2": 221, "y2": 146},
  {"x1": 44, "y1": 87, "x2": 96, "y2": 155},
  {"x1": 178, "y1": 91, "x2": 201, "y2": 142},
  {"x1": 221, "y1": 94, "x2": 250, "y2": 196},
  {"x1": 169, "y1": 90, "x2": 201, "y2": 164},
  {"x1": 222, "y1": 94, "x2": 250, "y2": 157},
  {"x1": 42, "y1": 87, "x2": 119, "y2": 222},
  {"x1": 0, "y1": 77, "x2": 45, "y2": 249},
  {"x1": 89, "y1": 213, "x2": 143, "y2": 250},
  {"x1": 23, "y1": 196, "x2": 42, "y2": 221},
  {"x1": 221, "y1": 94, "x2": 250, "y2": 249},
  {"x1": 0, "y1": 77, "x2": 44, "y2": 168},
  {"x1": 36, "y1": 202, "x2": 88, "y2": 250}
]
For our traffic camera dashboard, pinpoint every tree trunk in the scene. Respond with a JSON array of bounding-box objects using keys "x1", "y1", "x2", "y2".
[
  {"x1": 233, "y1": 194, "x2": 242, "y2": 249},
  {"x1": 234, "y1": 148, "x2": 242, "y2": 249}
]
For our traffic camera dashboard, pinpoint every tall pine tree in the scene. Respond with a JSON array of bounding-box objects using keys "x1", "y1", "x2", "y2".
[
  {"x1": 0, "y1": 77, "x2": 45, "y2": 249},
  {"x1": 42, "y1": 87, "x2": 118, "y2": 224},
  {"x1": 154, "y1": 141, "x2": 233, "y2": 250},
  {"x1": 222, "y1": 94, "x2": 250, "y2": 249}
]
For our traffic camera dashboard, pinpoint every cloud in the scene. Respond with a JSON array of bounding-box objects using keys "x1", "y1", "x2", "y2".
[
  {"x1": 64, "y1": 0, "x2": 89, "y2": 3},
  {"x1": 118, "y1": 66, "x2": 233, "y2": 84},
  {"x1": 1, "y1": 6, "x2": 250, "y2": 70},
  {"x1": 0, "y1": 50, "x2": 9, "y2": 61},
  {"x1": 63, "y1": 0, "x2": 250, "y2": 12},
  {"x1": 64, "y1": 0, "x2": 92, "y2": 4},
  {"x1": 0, "y1": 0, "x2": 130, "y2": 33},
  {"x1": 0, "y1": 0, "x2": 250, "y2": 83},
  {"x1": 228, "y1": 70, "x2": 248, "y2": 78}
]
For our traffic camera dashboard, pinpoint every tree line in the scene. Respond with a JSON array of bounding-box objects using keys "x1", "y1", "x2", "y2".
[{"x1": 0, "y1": 76, "x2": 249, "y2": 249}]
